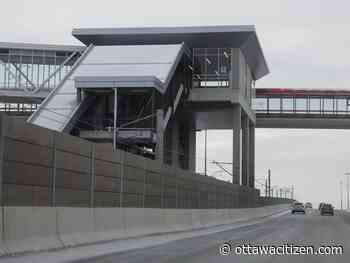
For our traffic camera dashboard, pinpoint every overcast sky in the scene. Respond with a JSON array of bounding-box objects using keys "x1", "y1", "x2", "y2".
[{"x1": 2, "y1": 0, "x2": 350, "y2": 208}]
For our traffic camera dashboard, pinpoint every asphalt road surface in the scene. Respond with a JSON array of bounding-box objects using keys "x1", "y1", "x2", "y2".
[{"x1": 77, "y1": 209, "x2": 350, "y2": 263}]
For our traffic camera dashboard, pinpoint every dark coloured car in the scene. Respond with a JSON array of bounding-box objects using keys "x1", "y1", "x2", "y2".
[
  {"x1": 320, "y1": 204, "x2": 334, "y2": 216},
  {"x1": 291, "y1": 202, "x2": 305, "y2": 214},
  {"x1": 318, "y1": 202, "x2": 325, "y2": 210}
]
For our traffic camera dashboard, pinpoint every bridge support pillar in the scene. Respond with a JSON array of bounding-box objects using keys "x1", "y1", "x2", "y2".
[
  {"x1": 249, "y1": 122, "x2": 255, "y2": 188},
  {"x1": 188, "y1": 116, "x2": 196, "y2": 172},
  {"x1": 155, "y1": 109, "x2": 164, "y2": 165},
  {"x1": 242, "y1": 114, "x2": 250, "y2": 186},
  {"x1": 171, "y1": 119, "x2": 180, "y2": 168},
  {"x1": 232, "y1": 104, "x2": 241, "y2": 184}
]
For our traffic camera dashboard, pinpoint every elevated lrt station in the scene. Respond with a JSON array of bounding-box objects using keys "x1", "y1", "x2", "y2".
[
  {"x1": 18, "y1": 25, "x2": 265, "y2": 189},
  {"x1": 2, "y1": 27, "x2": 350, "y2": 189}
]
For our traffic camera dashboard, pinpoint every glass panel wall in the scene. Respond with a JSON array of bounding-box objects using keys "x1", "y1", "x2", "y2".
[
  {"x1": 309, "y1": 98, "x2": 321, "y2": 113},
  {"x1": 282, "y1": 97, "x2": 293, "y2": 113},
  {"x1": 296, "y1": 98, "x2": 307, "y2": 113},
  {"x1": 323, "y1": 99, "x2": 334, "y2": 113},
  {"x1": 192, "y1": 48, "x2": 231, "y2": 88},
  {"x1": 268, "y1": 98, "x2": 281, "y2": 112},
  {"x1": 0, "y1": 48, "x2": 80, "y2": 91},
  {"x1": 253, "y1": 98, "x2": 267, "y2": 111},
  {"x1": 253, "y1": 96, "x2": 350, "y2": 115}
]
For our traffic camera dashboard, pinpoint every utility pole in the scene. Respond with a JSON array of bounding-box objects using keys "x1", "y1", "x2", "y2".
[
  {"x1": 113, "y1": 88, "x2": 118, "y2": 151},
  {"x1": 268, "y1": 169, "x2": 271, "y2": 198},
  {"x1": 204, "y1": 130, "x2": 207, "y2": 176},
  {"x1": 291, "y1": 185, "x2": 294, "y2": 200},
  {"x1": 265, "y1": 179, "x2": 268, "y2": 197},
  {"x1": 347, "y1": 175, "x2": 349, "y2": 210},
  {"x1": 340, "y1": 180, "x2": 343, "y2": 210}
]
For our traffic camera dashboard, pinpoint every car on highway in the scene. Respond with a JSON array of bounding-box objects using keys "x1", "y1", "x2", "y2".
[
  {"x1": 305, "y1": 202, "x2": 312, "y2": 209},
  {"x1": 291, "y1": 202, "x2": 306, "y2": 214},
  {"x1": 320, "y1": 203, "x2": 334, "y2": 216},
  {"x1": 318, "y1": 202, "x2": 325, "y2": 210}
]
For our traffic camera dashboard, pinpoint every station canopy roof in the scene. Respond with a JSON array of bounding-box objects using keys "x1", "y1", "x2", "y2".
[
  {"x1": 74, "y1": 44, "x2": 186, "y2": 93},
  {"x1": 73, "y1": 25, "x2": 269, "y2": 80}
]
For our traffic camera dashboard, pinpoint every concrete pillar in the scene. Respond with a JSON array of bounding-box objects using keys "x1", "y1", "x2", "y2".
[
  {"x1": 50, "y1": 133, "x2": 56, "y2": 206},
  {"x1": 249, "y1": 122, "x2": 255, "y2": 188},
  {"x1": 171, "y1": 119, "x2": 180, "y2": 168},
  {"x1": 89, "y1": 143, "x2": 95, "y2": 207},
  {"x1": 232, "y1": 104, "x2": 241, "y2": 184},
  {"x1": 155, "y1": 109, "x2": 164, "y2": 165},
  {"x1": 188, "y1": 116, "x2": 196, "y2": 172},
  {"x1": 93, "y1": 97, "x2": 105, "y2": 128},
  {"x1": 242, "y1": 114, "x2": 250, "y2": 186},
  {"x1": 230, "y1": 48, "x2": 240, "y2": 90},
  {"x1": 0, "y1": 114, "x2": 9, "y2": 206}
]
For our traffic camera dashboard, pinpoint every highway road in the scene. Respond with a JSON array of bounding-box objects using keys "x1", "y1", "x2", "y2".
[{"x1": 77, "y1": 209, "x2": 350, "y2": 263}]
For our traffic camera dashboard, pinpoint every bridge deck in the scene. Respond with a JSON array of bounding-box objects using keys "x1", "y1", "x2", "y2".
[{"x1": 254, "y1": 88, "x2": 350, "y2": 128}]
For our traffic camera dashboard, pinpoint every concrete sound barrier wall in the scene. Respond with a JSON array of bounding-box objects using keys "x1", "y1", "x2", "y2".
[
  {"x1": 163, "y1": 209, "x2": 193, "y2": 232},
  {"x1": 0, "y1": 208, "x2": 7, "y2": 256},
  {"x1": 3, "y1": 207, "x2": 62, "y2": 254},
  {"x1": 56, "y1": 207, "x2": 96, "y2": 247},
  {"x1": 0, "y1": 204, "x2": 290, "y2": 256},
  {"x1": 94, "y1": 207, "x2": 126, "y2": 242},
  {"x1": 124, "y1": 208, "x2": 166, "y2": 238}
]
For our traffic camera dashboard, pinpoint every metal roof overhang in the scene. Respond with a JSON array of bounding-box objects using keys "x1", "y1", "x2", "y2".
[
  {"x1": 75, "y1": 76, "x2": 164, "y2": 91},
  {"x1": 72, "y1": 25, "x2": 269, "y2": 80},
  {"x1": 0, "y1": 42, "x2": 85, "y2": 52}
]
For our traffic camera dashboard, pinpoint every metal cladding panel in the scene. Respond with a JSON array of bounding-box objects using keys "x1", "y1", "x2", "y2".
[
  {"x1": 28, "y1": 45, "x2": 94, "y2": 132},
  {"x1": 74, "y1": 44, "x2": 183, "y2": 83},
  {"x1": 75, "y1": 64, "x2": 170, "y2": 82}
]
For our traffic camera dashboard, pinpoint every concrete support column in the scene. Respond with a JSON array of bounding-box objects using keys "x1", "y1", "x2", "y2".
[
  {"x1": 171, "y1": 119, "x2": 180, "y2": 168},
  {"x1": 89, "y1": 143, "x2": 95, "y2": 207},
  {"x1": 188, "y1": 116, "x2": 196, "y2": 172},
  {"x1": 0, "y1": 115, "x2": 7, "y2": 206},
  {"x1": 249, "y1": 122, "x2": 255, "y2": 188},
  {"x1": 242, "y1": 114, "x2": 250, "y2": 186},
  {"x1": 50, "y1": 133, "x2": 56, "y2": 206},
  {"x1": 232, "y1": 104, "x2": 241, "y2": 184},
  {"x1": 155, "y1": 109, "x2": 164, "y2": 165}
]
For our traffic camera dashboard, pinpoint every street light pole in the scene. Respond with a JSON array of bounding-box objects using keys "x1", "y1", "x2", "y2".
[
  {"x1": 204, "y1": 130, "x2": 207, "y2": 176},
  {"x1": 113, "y1": 88, "x2": 118, "y2": 151},
  {"x1": 347, "y1": 175, "x2": 349, "y2": 210},
  {"x1": 345, "y1": 173, "x2": 350, "y2": 210},
  {"x1": 268, "y1": 169, "x2": 271, "y2": 198},
  {"x1": 340, "y1": 180, "x2": 343, "y2": 210}
]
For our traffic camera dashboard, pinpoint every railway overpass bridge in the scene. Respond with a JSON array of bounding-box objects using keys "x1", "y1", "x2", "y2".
[{"x1": 254, "y1": 88, "x2": 350, "y2": 129}]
